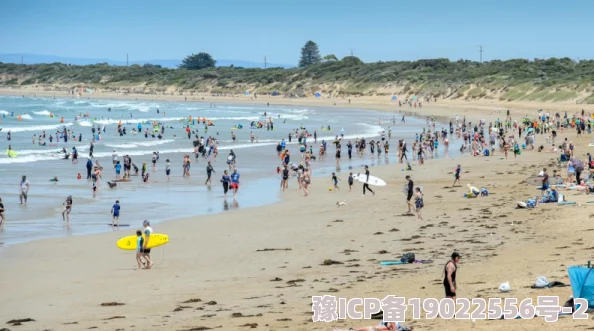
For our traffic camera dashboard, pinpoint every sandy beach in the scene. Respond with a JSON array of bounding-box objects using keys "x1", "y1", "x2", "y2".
[{"x1": 1, "y1": 88, "x2": 593, "y2": 331}]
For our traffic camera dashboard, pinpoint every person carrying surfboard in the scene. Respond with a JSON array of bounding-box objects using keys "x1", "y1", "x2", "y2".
[
  {"x1": 141, "y1": 220, "x2": 153, "y2": 269},
  {"x1": 362, "y1": 166, "x2": 375, "y2": 196}
]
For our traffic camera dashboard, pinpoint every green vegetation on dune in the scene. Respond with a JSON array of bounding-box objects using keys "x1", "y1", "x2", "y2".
[{"x1": 1, "y1": 56, "x2": 594, "y2": 103}]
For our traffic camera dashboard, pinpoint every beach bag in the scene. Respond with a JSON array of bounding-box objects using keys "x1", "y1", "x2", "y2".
[
  {"x1": 401, "y1": 253, "x2": 415, "y2": 264},
  {"x1": 499, "y1": 281, "x2": 511, "y2": 292},
  {"x1": 526, "y1": 199, "x2": 537, "y2": 208}
]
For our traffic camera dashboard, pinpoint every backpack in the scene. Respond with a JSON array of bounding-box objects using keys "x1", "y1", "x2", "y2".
[{"x1": 401, "y1": 253, "x2": 415, "y2": 263}]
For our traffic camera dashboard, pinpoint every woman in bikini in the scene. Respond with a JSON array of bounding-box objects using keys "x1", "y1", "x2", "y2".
[{"x1": 302, "y1": 169, "x2": 311, "y2": 197}]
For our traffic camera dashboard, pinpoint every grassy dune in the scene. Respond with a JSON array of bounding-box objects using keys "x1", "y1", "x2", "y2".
[{"x1": 1, "y1": 57, "x2": 594, "y2": 103}]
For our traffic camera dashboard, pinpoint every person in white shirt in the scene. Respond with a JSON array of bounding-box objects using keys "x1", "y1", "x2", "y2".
[
  {"x1": 19, "y1": 175, "x2": 30, "y2": 204},
  {"x1": 112, "y1": 149, "x2": 118, "y2": 166}
]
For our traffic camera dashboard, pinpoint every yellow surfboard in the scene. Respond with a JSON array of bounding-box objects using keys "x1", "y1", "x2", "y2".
[
  {"x1": 6, "y1": 149, "x2": 17, "y2": 157},
  {"x1": 116, "y1": 233, "x2": 169, "y2": 250}
]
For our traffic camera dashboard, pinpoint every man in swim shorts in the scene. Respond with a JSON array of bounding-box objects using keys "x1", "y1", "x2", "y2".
[
  {"x1": 19, "y1": 175, "x2": 30, "y2": 204},
  {"x1": 230, "y1": 169, "x2": 240, "y2": 198}
]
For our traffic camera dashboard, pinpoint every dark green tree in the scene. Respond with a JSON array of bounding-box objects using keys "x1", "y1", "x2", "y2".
[
  {"x1": 299, "y1": 41, "x2": 322, "y2": 67},
  {"x1": 323, "y1": 54, "x2": 338, "y2": 62},
  {"x1": 179, "y1": 52, "x2": 216, "y2": 70}
]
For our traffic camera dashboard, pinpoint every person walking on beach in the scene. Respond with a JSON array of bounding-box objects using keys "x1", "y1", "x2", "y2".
[
  {"x1": 405, "y1": 175, "x2": 414, "y2": 215},
  {"x1": 302, "y1": 169, "x2": 311, "y2": 196},
  {"x1": 135, "y1": 230, "x2": 144, "y2": 269},
  {"x1": 348, "y1": 172, "x2": 354, "y2": 192},
  {"x1": 281, "y1": 165, "x2": 289, "y2": 191},
  {"x1": 62, "y1": 195, "x2": 72, "y2": 223},
  {"x1": 230, "y1": 169, "x2": 240, "y2": 199},
  {"x1": 205, "y1": 161, "x2": 215, "y2": 185},
  {"x1": 19, "y1": 175, "x2": 30, "y2": 205},
  {"x1": 452, "y1": 164, "x2": 462, "y2": 187},
  {"x1": 221, "y1": 170, "x2": 231, "y2": 198},
  {"x1": 111, "y1": 200, "x2": 121, "y2": 227},
  {"x1": 0, "y1": 197, "x2": 5, "y2": 229},
  {"x1": 141, "y1": 220, "x2": 153, "y2": 269},
  {"x1": 362, "y1": 165, "x2": 374, "y2": 196},
  {"x1": 444, "y1": 252, "x2": 461, "y2": 300}
]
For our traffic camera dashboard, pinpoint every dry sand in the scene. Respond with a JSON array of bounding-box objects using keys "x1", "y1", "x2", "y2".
[{"x1": 1, "y1": 88, "x2": 593, "y2": 330}]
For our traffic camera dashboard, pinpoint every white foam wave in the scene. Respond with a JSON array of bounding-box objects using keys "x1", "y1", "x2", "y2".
[
  {"x1": 33, "y1": 110, "x2": 53, "y2": 116},
  {"x1": 77, "y1": 120, "x2": 93, "y2": 127},
  {"x1": 105, "y1": 139, "x2": 175, "y2": 149},
  {"x1": 0, "y1": 110, "x2": 9, "y2": 115},
  {"x1": 0, "y1": 123, "x2": 73, "y2": 133},
  {"x1": 20, "y1": 114, "x2": 33, "y2": 120}
]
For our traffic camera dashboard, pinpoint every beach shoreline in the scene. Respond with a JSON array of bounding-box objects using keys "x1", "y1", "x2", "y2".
[{"x1": 1, "y1": 89, "x2": 594, "y2": 331}]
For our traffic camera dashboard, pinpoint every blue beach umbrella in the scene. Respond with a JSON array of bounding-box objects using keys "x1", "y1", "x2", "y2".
[
  {"x1": 391, "y1": 96, "x2": 397, "y2": 101},
  {"x1": 244, "y1": 91, "x2": 250, "y2": 95},
  {"x1": 314, "y1": 92, "x2": 321, "y2": 98}
]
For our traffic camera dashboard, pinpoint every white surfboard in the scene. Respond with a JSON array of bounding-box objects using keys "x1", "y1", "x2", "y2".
[{"x1": 352, "y1": 173, "x2": 387, "y2": 186}]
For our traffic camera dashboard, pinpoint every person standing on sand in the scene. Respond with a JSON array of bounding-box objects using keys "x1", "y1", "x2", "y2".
[
  {"x1": 414, "y1": 187, "x2": 424, "y2": 221},
  {"x1": 111, "y1": 200, "x2": 121, "y2": 227},
  {"x1": 444, "y1": 252, "x2": 461, "y2": 300},
  {"x1": 405, "y1": 175, "x2": 414, "y2": 215},
  {"x1": 141, "y1": 220, "x2": 153, "y2": 269},
  {"x1": 19, "y1": 175, "x2": 30, "y2": 205},
  {"x1": 0, "y1": 197, "x2": 6, "y2": 229}
]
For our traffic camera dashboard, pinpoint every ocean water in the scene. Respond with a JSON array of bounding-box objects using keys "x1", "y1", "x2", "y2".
[{"x1": 0, "y1": 96, "x2": 450, "y2": 246}]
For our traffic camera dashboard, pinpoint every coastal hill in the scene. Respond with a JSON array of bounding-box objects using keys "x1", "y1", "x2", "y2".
[{"x1": 1, "y1": 57, "x2": 594, "y2": 104}]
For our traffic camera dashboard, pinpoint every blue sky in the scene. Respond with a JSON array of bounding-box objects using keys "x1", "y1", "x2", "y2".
[{"x1": 0, "y1": 0, "x2": 592, "y2": 65}]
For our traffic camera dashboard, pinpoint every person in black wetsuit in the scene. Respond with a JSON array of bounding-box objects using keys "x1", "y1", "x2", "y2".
[
  {"x1": 444, "y1": 252, "x2": 461, "y2": 299},
  {"x1": 362, "y1": 165, "x2": 374, "y2": 196},
  {"x1": 405, "y1": 175, "x2": 414, "y2": 215}
]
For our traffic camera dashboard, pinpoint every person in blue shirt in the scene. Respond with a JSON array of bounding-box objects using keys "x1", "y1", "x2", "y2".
[
  {"x1": 115, "y1": 161, "x2": 122, "y2": 180},
  {"x1": 111, "y1": 200, "x2": 121, "y2": 227},
  {"x1": 135, "y1": 230, "x2": 144, "y2": 269},
  {"x1": 230, "y1": 169, "x2": 240, "y2": 198},
  {"x1": 281, "y1": 139, "x2": 286, "y2": 150}
]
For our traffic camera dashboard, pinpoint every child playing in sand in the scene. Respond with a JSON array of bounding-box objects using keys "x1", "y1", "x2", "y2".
[
  {"x1": 331, "y1": 172, "x2": 341, "y2": 190},
  {"x1": 135, "y1": 230, "x2": 144, "y2": 269}
]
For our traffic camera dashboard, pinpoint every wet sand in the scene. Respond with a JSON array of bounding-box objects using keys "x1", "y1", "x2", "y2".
[{"x1": 1, "y1": 90, "x2": 593, "y2": 330}]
